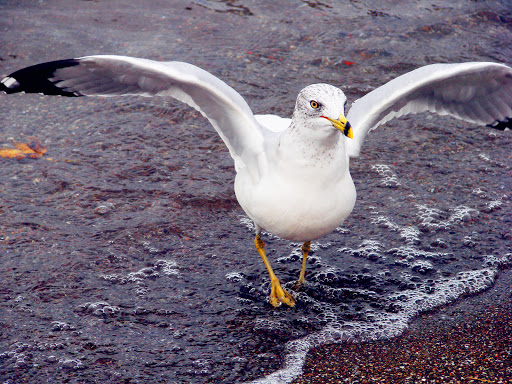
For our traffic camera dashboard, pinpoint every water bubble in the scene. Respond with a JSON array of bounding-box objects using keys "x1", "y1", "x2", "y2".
[
  {"x1": 225, "y1": 271, "x2": 246, "y2": 282},
  {"x1": 94, "y1": 202, "x2": 115, "y2": 215},
  {"x1": 371, "y1": 164, "x2": 401, "y2": 187}
]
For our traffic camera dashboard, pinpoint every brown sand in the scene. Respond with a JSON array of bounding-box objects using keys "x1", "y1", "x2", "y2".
[{"x1": 293, "y1": 272, "x2": 512, "y2": 384}]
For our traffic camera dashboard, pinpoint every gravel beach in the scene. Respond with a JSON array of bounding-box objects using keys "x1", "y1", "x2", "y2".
[{"x1": 294, "y1": 272, "x2": 512, "y2": 383}]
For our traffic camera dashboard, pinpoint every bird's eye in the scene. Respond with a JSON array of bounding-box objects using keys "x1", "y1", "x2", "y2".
[{"x1": 310, "y1": 100, "x2": 320, "y2": 109}]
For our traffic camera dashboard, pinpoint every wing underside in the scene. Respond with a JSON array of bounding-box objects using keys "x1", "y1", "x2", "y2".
[
  {"x1": 1, "y1": 55, "x2": 267, "y2": 176},
  {"x1": 346, "y1": 62, "x2": 512, "y2": 157}
]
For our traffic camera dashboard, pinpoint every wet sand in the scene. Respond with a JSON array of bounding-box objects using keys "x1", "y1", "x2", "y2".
[{"x1": 294, "y1": 272, "x2": 512, "y2": 383}]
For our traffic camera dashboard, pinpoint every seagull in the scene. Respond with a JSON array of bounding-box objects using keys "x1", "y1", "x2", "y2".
[{"x1": 2, "y1": 56, "x2": 511, "y2": 307}]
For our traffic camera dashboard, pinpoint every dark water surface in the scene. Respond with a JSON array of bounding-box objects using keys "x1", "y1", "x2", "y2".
[{"x1": 1, "y1": 1, "x2": 511, "y2": 383}]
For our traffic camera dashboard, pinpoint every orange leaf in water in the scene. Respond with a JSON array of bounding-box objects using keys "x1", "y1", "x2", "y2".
[
  {"x1": 0, "y1": 138, "x2": 47, "y2": 159},
  {"x1": 15, "y1": 142, "x2": 37, "y2": 154},
  {"x1": 0, "y1": 148, "x2": 27, "y2": 159},
  {"x1": 27, "y1": 139, "x2": 47, "y2": 155}
]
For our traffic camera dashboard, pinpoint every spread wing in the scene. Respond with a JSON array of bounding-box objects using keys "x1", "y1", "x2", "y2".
[
  {"x1": 346, "y1": 62, "x2": 512, "y2": 157},
  {"x1": 1, "y1": 55, "x2": 266, "y2": 177}
]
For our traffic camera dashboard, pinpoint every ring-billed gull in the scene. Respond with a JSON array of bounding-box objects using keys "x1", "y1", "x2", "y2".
[{"x1": 2, "y1": 56, "x2": 511, "y2": 307}]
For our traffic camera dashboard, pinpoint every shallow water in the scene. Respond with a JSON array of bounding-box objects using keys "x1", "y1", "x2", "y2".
[{"x1": 1, "y1": 1, "x2": 511, "y2": 383}]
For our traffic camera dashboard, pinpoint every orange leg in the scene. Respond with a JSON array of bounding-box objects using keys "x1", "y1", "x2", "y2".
[
  {"x1": 254, "y1": 235, "x2": 295, "y2": 307},
  {"x1": 297, "y1": 241, "x2": 311, "y2": 287}
]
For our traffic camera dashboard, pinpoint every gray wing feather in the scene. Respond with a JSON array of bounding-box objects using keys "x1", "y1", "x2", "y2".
[
  {"x1": 346, "y1": 62, "x2": 512, "y2": 157},
  {"x1": 58, "y1": 56, "x2": 265, "y2": 174},
  {"x1": 3, "y1": 55, "x2": 266, "y2": 176}
]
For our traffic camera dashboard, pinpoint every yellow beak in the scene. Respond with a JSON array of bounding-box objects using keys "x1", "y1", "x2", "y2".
[{"x1": 323, "y1": 114, "x2": 353, "y2": 139}]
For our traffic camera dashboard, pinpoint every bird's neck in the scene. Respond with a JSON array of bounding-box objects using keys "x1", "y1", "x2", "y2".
[{"x1": 277, "y1": 122, "x2": 348, "y2": 172}]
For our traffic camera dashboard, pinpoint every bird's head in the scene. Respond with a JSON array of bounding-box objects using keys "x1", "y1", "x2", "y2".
[{"x1": 293, "y1": 84, "x2": 353, "y2": 139}]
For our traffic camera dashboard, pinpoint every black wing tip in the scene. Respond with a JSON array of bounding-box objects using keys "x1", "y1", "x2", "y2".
[
  {"x1": 1, "y1": 58, "x2": 83, "y2": 97},
  {"x1": 488, "y1": 119, "x2": 512, "y2": 131}
]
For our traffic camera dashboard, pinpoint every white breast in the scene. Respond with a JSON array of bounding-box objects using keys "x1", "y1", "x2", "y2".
[{"x1": 234, "y1": 161, "x2": 356, "y2": 242}]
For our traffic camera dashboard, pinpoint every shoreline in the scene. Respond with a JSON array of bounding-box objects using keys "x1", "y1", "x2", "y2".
[{"x1": 293, "y1": 270, "x2": 512, "y2": 383}]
